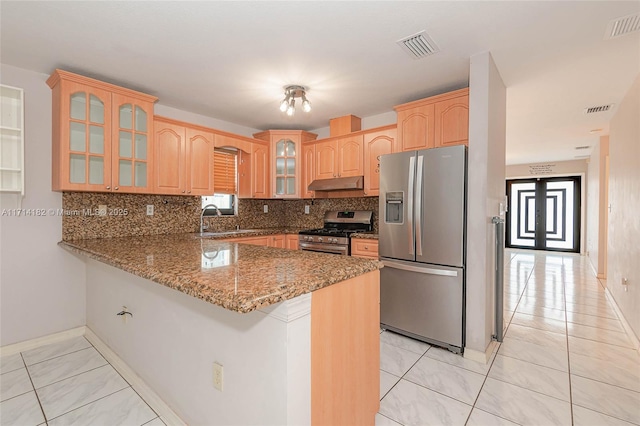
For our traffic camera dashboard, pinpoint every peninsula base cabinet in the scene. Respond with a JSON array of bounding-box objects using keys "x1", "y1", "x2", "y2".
[{"x1": 85, "y1": 259, "x2": 379, "y2": 425}]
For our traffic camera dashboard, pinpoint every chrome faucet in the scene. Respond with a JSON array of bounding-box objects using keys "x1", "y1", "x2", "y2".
[{"x1": 200, "y1": 204, "x2": 222, "y2": 233}]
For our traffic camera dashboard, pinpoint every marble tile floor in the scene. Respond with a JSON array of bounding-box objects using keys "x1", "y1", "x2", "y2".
[
  {"x1": 0, "y1": 336, "x2": 164, "y2": 426},
  {"x1": 377, "y1": 249, "x2": 640, "y2": 426}
]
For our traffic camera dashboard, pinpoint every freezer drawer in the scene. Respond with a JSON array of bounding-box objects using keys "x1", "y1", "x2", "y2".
[{"x1": 380, "y1": 258, "x2": 464, "y2": 350}]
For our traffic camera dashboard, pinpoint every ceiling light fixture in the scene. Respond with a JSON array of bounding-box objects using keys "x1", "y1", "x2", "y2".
[{"x1": 279, "y1": 85, "x2": 310, "y2": 116}]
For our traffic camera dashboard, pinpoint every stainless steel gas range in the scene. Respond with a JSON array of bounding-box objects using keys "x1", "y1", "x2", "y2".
[{"x1": 298, "y1": 211, "x2": 373, "y2": 255}]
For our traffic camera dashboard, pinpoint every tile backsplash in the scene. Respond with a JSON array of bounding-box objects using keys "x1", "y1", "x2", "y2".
[{"x1": 62, "y1": 193, "x2": 379, "y2": 240}]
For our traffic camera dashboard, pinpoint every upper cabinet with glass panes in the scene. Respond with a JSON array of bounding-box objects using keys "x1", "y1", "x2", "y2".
[
  {"x1": 252, "y1": 130, "x2": 317, "y2": 199},
  {"x1": 47, "y1": 70, "x2": 157, "y2": 193}
]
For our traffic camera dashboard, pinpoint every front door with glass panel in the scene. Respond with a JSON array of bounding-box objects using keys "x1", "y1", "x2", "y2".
[{"x1": 506, "y1": 177, "x2": 581, "y2": 252}]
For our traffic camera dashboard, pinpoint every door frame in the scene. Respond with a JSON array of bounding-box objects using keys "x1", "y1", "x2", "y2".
[{"x1": 505, "y1": 176, "x2": 582, "y2": 253}]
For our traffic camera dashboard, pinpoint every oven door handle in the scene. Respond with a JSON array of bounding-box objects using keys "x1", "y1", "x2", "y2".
[{"x1": 299, "y1": 242, "x2": 349, "y2": 255}]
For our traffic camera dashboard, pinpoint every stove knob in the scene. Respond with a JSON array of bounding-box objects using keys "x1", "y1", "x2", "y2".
[
  {"x1": 318, "y1": 237, "x2": 323, "y2": 243},
  {"x1": 306, "y1": 236, "x2": 312, "y2": 242},
  {"x1": 331, "y1": 238, "x2": 338, "y2": 244}
]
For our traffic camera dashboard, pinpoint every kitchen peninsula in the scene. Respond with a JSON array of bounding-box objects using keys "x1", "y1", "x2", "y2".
[{"x1": 61, "y1": 234, "x2": 382, "y2": 425}]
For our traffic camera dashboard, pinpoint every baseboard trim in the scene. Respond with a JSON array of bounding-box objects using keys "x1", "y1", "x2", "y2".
[
  {"x1": 604, "y1": 288, "x2": 640, "y2": 354},
  {"x1": 84, "y1": 328, "x2": 186, "y2": 426},
  {"x1": 0, "y1": 326, "x2": 86, "y2": 356},
  {"x1": 464, "y1": 340, "x2": 497, "y2": 364}
]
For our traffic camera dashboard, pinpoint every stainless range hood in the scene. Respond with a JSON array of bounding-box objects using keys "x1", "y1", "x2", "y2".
[{"x1": 308, "y1": 176, "x2": 364, "y2": 191}]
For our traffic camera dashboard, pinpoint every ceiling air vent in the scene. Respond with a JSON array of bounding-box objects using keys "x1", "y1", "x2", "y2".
[
  {"x1": 575, "y1": 146, "x2": 591, "y2": 150},
  {"x1": 397, "y1": 31, "x2": 440, "y2": 59},
  {"x1": 584, "y1": 104, "x2": 614, "y2": 114},
  {"x1": 605, "y1": 13, "x2": 640, "y2": 39}
]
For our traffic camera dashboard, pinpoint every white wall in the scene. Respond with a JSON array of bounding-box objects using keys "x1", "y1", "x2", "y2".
[
  {"x1": 465, "y1": 52, "x2": 507, "y2": 356},
  {"x1": 0, "y1": 64, "x2": 86, "y2": 346},
  {"x1": 586, "y1": 142, "x2": 602, "y2": 273},
  {"x1": 506, "y1": 159, "x2": 587, "y2": 178},
  {"x1": 154, "y1": 104, "x2": 261, "y2": 138},
  {"x1": 86, "y1": 259, "x2": 310, "y2": 425},
  {"x1": 607, "y1": 73, "x2": 640, "y2": 340},
  {"x1": 586, "y1": 137, "x2": 609, "y2": 277}
]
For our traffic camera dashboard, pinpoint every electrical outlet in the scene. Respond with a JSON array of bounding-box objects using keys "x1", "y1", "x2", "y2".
[
  {"x1": 213, "y1": 362, "x2": 224, "y2": 391},
  {"x1": 263, "y1": 204, "x2": 268, "y2": 213},
  {"x1": 304, "y1": 205, "x2": 310, "y2": 214},
  {"x1": 98, "y1": 205, "x2": 107, "y2": 216},
  {"x1": 146, "y1": 205, "x2": 154, "y2": 216}
]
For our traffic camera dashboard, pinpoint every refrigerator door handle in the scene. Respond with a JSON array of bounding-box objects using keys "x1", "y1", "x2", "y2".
[
  {"x1": 407, "y1": 155, "x2": 415, "y2": 255},
  {"x1": 382, "y1": 260, "x2": 459, "y2": 277},
  {"x1": 416, "y1": 155, "x2": 424, "y2": 256}
]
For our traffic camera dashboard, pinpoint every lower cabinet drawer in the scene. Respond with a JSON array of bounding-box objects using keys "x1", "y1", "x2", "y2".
[{"x1": 351, "y1": 239, "x2": 379, "y2": 259}]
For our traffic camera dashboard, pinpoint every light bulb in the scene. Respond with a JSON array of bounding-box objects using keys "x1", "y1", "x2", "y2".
[
  {"x1": 286, "y1": 103, "x2": 295, "y2": 116},
  {"x1": 279, "y1": 98, "x2": 289, "y2": 112},
  {"x1": 302, "y1": 99, "x2": 311, "y2": 113}
]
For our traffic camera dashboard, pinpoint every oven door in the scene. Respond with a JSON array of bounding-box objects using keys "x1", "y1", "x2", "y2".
[{"x1": 299, "y1": 241, "x2": 349, "y2": 255}]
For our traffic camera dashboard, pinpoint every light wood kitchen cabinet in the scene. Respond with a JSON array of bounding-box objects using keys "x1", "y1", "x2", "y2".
[
  {"x1": 153, "y1": 117, "x2": 214, "y2": 195},
  {"x1": 338, "y1": 135, "x2": 364, "y2": 177},
  {"x1": 434, "y1": 93, "x2": 469, "y2": 147},
  {"x1": 314, "y1": 134, "x2": 364, "y2": 179},
  {"x1": 286, "y1": 234, "x2": 299, "y2": 250},
  {"x1": 395, "y1": 88, "x2": 468, "y2": 152},
  {"x1": 237, "y1": 149, "x2": 252, "y2": 198},
  {"x1": 363, "y1": 126, "x2": 397, "y2": 196},
  {"x1": 225, "y1": 233, "x2": 297, "y2": 249},
  {"x1": 301, "y1": 143, "x2": 316, "y2": 198},
  {"x1": 251, "y1": 141, "x2": 270, "y2": 198},
  {"x1": 48, "y1": 69, "x2": 157, "y2": 192},
  {"x1": 186, "y1": 127, "x2": 215, "y2": 195},
  {"x1": 269, "y1": 234, "x2": 286, "y2": 248},
  {"x1": 314, "y1": 139, "x2": 338, "y2": 180},
  {"x1": 112, "y1": 93, "x2": 155, "y2": 193},
  {"x1": 351, "y1": 238, "x2": 379, "y2": 259},
  {"x1": 395, "y1": 103, "x2": 435, "y2": 152},
  {"x1": 225, "y1": 235, "x2": 270, "y2": 246},
  {"x1": 253, "y1": 130, "x2": 317, "y2": 198}
]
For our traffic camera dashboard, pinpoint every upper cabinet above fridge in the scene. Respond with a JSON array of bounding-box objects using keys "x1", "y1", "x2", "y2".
[{"x1": 394, "y1": 88, "x2": 469, "y2": 152}]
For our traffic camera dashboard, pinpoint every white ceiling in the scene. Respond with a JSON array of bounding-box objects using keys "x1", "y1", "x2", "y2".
[{"x1": 1, "y1": 1, "x2": 639, "y2": 165}]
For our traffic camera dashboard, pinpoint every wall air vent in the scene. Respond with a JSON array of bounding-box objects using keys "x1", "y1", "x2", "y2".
[
  {"x1": 575, "y1": 146, "x2": 591, "y2": 150},
  {"x1": 575, "y1": 155, "x2": 591, "y2": 159},
  {"x1": 605, "y1": 13, "x2": 640, "y2": 39},
  {"x1": 397, "y1": 31, "x2": 440, "y2": 59},
  {"x1": 584, "y1": 104, "x2": 614, "y2": 114}
]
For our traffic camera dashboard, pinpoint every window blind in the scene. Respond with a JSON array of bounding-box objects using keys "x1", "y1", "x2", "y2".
[{"x1": 213, "y1": 149, "x2": 237, "y2": 194}]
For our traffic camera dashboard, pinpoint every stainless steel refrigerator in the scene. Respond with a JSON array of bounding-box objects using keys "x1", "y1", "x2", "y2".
[{"x1": 379, "y1": 145, "x2": 466, "y2": 353}]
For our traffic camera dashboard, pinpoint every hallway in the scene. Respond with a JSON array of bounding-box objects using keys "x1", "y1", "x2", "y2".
[{"x1": 377, "y1": 249, "x2": 640, "y2": 425}]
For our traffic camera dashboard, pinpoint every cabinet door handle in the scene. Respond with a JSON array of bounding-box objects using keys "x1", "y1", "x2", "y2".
[
  {"x1": 181, "y1": 190, "x2": 186, "y2": 194},
  {"x1": 106, "y1": 186, "x2": 111, "y2": 190},
  {"x1": 187, "y1": 190, "x2": 191, "y2": 194},
  {"x1": 114, "y1": 186, "x2": 119, "y2": 190}
]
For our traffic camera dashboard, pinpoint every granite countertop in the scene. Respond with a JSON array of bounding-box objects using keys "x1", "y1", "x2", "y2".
[
  {"x1": 197, "y1": 227, "x2": 306, "y2": 239},
  {"x1": 350, "y1": 233, "x2": 379, "y2": 240},
  {"x1": 60, "y1": 233, "x2": 382, "y2": 313}
]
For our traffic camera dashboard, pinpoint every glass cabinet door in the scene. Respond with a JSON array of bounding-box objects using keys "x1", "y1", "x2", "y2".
[
  {"x1": 66, "y1": 89, "x2": 110, "y2": 189},
  {"x1": 113, "y1": 95, "x2": 152, "y2": 192},
  {"x1": 274, "y1": 138, "x2": 297, "y2": 197}
]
